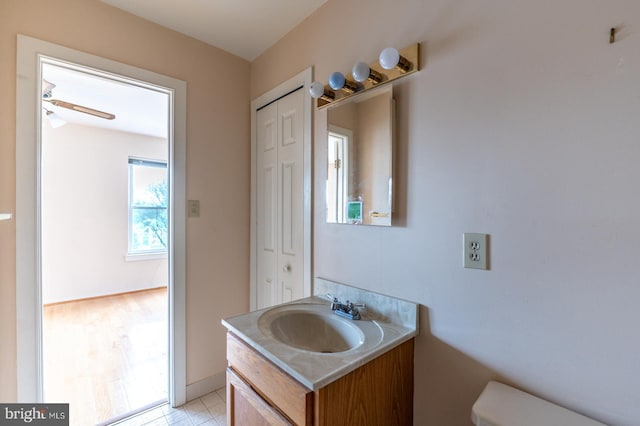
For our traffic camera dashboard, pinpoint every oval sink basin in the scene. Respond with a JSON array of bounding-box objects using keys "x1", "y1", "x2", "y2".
[{"x1": 258, "y1": 305, "x2": 365, "y2": 353}]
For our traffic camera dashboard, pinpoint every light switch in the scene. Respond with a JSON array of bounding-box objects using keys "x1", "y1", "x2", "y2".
[{"x1": 188, "y1": 200, "x2": 200, "y2": 218}]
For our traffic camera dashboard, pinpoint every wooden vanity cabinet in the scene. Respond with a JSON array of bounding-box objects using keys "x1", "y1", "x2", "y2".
[{"x1": 226, "y1": 332, "x2": 414, "y2": 426}]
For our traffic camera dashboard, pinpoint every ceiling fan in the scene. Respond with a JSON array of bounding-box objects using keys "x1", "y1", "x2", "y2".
[{"x1": 42, "y1": 79, "x2": 116, "y2": 120}]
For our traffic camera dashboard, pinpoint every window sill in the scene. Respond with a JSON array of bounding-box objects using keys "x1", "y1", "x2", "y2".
[{"x1": 125, "y1": 252, "x2": 168, "y2": 262}]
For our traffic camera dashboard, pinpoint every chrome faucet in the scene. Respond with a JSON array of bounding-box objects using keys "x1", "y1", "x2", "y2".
[{"x1": 327, "y1": 294, "x2": 365, "y2": 320}]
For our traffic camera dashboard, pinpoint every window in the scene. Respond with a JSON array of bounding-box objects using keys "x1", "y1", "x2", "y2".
[{"x1": 128, "y1": 158, "x2": 168, "y2": 254}]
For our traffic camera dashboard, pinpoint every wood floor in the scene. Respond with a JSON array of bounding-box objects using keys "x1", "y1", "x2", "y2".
[{"x1": 43, "y1": 287, "x2": 168, "y2": 426}]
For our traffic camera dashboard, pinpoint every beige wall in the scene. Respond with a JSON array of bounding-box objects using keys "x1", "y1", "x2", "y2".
[
  {"x1": 252, "y1": 0, "x2": 640, "y2": 425},
  {"x1": 42, "y1": 123, "x2": 168, "y2": 304},
  {"x1": 1, "y1": 0, "x2": 250, "y2": 400}
]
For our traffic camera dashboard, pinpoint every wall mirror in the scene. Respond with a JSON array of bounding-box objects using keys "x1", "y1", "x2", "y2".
[{"x1": 326, "y1": 85, "x2": 394, "y2": 226}]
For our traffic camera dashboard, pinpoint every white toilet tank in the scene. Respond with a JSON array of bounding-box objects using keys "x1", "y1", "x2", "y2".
[{"x1": 471, "y1": 381, "x2": 607, "y2": 426}]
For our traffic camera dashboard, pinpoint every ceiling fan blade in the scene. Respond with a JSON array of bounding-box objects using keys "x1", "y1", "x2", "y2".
[{"x1": 46, "y1": 99, "x2": 116, "y2": 120}]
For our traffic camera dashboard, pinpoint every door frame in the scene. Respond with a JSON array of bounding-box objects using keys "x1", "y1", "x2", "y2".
[
  {"x1": 327, "y1": 125, "x2": 352, "y2": 224},
  {"x1": 250, "y1": 68, "x2": 313, "y2": 311},
  {"x1": 15, "y1": 35, "x2": 187, "y2": 406}
]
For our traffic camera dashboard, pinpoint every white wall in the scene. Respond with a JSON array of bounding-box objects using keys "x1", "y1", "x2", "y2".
[
  {"x1": 42, "y1": 122, "x2": 168, "y2": 304},
  {"x1": 252, "y1": 0, "x2": 640, "y2": 424}
]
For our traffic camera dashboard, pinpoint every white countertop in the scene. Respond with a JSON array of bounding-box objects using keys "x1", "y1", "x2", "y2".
[{"x1": 222, "y1": 280, "x2": 418, "y2": 391}]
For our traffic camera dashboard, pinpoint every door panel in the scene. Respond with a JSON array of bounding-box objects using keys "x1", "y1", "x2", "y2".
[
  {"x1": 281, "y1": 109, "x2": 297, "y2": 146},
  {"x1": 256, "y1": 88, "x2": 304, "y2": 308},
  {"x1": 257, "y1": 103, "x2": 279, "y2": 309},
  {"x1": 277, "y1": 90, "x2": 304, "y2": 304},
  {"x1": 263, "y1": 166, "x2": 276, "y2": 252},
  {"x1": 263, "y1": 117, "x2": 277, "y2": 151},
  {"x1": 281, "y1": 162, "x2": 295, "y2": 255},
  {"x1": 261, "y1": 164, "x2": 277, "y2": 308}
]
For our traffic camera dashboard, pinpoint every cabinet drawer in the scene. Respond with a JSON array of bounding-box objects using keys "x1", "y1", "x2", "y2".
[
  {"x1": 227, "y1": 332, "x2": 313, "y2": 425},
  {"x1": 227, "y1": 368, "x2": 292, "y2": 426}
]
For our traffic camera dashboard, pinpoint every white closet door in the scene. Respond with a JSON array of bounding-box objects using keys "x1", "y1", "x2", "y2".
[
  {"x1": 276, "y1": 89, "x2": 304, "y2": 304},
  {"x1": 256, "y1": 88, "x2": 304, "y2": 309},
  {"x1": 256, "y1": 102, "x2": 278, "y2": 309}
]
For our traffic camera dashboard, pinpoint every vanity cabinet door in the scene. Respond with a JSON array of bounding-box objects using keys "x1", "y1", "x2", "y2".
[
  {"x1": 227, "y1": 333, "x2": 314, "y2": 425},
  {"x1": 227, "y1": 368, "x2": 291, "y2": 426}
]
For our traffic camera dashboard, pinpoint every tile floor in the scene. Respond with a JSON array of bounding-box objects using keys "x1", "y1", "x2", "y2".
[{"x1": 113, "y1": 388, "x2": 227, "y2": 426}]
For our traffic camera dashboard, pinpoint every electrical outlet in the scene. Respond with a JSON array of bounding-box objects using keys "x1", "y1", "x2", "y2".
[
  {"x1": 463, "y1": 233, "x2": 489, "y2": 270},
  {"x1": 188, "y1": 200, "x2": 200, "y2": 218}
]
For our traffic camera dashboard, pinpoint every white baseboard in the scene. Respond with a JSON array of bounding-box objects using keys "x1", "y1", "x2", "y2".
[{"x1": 185, "y1": 371, "x2": 226, "y2": 402}]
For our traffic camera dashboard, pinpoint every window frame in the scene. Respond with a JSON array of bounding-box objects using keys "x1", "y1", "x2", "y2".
[{"x1": 128, "y1": 157, "x2": 168, "y2": 256}]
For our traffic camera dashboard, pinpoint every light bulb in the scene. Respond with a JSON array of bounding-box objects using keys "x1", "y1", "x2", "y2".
[
  {"x1": 309, "y1": 82, "x2": 325, "y2": 99},
  {"x1": 309, "y1": 82, "x2": 335, "y2": 102},
  {"x1": 328, "y1": 72, "x2": 346, "y2": 90},
  {"x1": 45, "y1": 110, "x2": 67, "y2": 128},
  {"x1": 379, "y1": 47, "x2": 400, "y2": 70},
  {"x1": 352, "y1": 62, "x2": 371, "y2": 83},
  {"x1": 352, "y1": 61, "x2": 384, "y2": 84},
  {"x1": 379, "y1": 47, "x2": 412, "y2": 73}
]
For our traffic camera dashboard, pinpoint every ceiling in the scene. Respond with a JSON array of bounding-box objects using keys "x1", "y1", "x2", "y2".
[
  {"x1": 43, "y1": 1, "x2": 328, "y2": 137},
  {"x1": 42, "y1": 62, "x2": 169, "y2": 138},
  {"x1": 100, "y1": 0, "x2": 328, "y2": 61}
]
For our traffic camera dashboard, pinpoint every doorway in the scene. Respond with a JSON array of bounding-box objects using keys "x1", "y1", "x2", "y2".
[
  {"x1": 16, "y1": 35, "x2": 187, "y2": 409},
  {"x1": 40, "y1": 59, "x2": 170, "y2": 424}
]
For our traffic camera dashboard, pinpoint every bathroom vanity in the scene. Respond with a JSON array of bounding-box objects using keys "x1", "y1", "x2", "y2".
[{"x1": 222, "y1": 279, "x2": 418, "y2": 425}]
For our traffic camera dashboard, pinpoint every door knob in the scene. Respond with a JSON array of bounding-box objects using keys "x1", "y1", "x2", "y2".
[{"x1": 282, "y1": 265, "x2": 291, "y2": 272}]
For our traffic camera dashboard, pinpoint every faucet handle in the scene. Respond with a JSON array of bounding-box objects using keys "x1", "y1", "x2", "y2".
[
  {"x1": 343, "y1": 301, "x2": 363, "y2": 320},
  {"x1": 326, "y1": 294, "x2": 340, "y2": 311}
]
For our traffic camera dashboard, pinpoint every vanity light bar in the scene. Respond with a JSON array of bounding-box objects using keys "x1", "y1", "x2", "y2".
[{"x1": 310, "y1": 43, "x2": 420, "y2": 109}]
